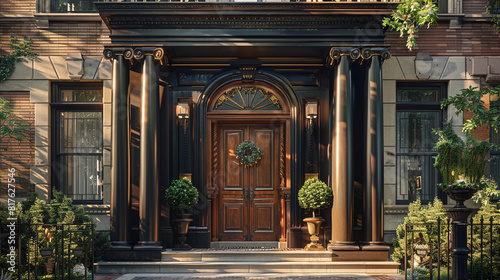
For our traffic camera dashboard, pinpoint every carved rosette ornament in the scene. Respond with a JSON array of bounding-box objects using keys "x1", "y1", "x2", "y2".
[
  {"x1": 102, "y1": 47, "x2": 168, "y2": 67},
  {"x1": 326, "y1": 47, "x2": 391, "y2": 66}
]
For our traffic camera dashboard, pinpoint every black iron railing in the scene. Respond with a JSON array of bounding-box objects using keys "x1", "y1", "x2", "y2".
[
  {"x1": 404, "y1": 217, "x2": 500, "y2": 280},
  {"x1": 0, "y1": 223, "x2": 95, "y2": 279}
]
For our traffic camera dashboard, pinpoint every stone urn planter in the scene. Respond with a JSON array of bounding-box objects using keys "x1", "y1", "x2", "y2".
[
  {"x1": 303, "y1": 216, "x2": 325, "y2": 251},
  {"x1": 298, "y1": 178, "x2": 333, "y2": 251},
  {"x1": 173, "y1": 217, "x2": 193, "y2": 250},
  {"x1": 444, "y1": 188, "x2": 478, "y2": 208},
  {"x1": 165, "y1": 178, "x2": 199, "y2": 250}
]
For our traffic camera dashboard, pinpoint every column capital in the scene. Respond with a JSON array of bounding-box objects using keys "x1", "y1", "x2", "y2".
[
  {"x1": 103, "y1": 47, "x2": 168, "y2": 67},
  {"x1": 326, "y1": 47, "x2": 391, "y2": 67}
]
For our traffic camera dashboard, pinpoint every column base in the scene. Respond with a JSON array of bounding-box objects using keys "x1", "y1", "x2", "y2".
[
  {"x1": 327, "y1": 241, "x2": 359, "y2": 251},
  {"x1": 361, "y1": 241, "x2": 390, "y2": 251}
]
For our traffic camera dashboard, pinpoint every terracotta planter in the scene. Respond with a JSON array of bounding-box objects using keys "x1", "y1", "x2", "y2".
[{"x1": 303, "y1": 217, "x2": 325, "y2": 251}]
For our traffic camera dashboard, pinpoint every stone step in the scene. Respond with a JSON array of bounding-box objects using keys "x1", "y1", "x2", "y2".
[
  {"x1": 94, "y1": 261, "x2": 400, "y2": 275},
  {"x1": 161, "y1": 250, "x2": 333, "y2": 262}
]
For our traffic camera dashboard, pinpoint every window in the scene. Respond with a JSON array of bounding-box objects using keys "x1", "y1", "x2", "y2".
[
  {"x1": 52, "y1": 83, "x2": 103, "y2": 203},
  {"x1": 396, "y1": 83, "x2": 446, "y2": 204},
  {"x1": 38, "y1": 0, "x2": 97, "y2": 13}
]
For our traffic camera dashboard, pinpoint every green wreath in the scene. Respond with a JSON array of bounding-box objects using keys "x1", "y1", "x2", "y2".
[{"x1": 235, "y1": 140, "x2": 262, "y2": 167}]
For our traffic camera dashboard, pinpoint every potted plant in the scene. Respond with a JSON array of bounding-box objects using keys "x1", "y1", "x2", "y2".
[
  {"x1": 165, "y1": 178, "x2": 199, "y2": 250},
  {"x1": 433, "y1": 122, "x2": 494, "y2": 206},
  {"x1": 39, "y1": 227, "x2": 54, "y2": 258},
  {"x1": 39, "y1": 227, "x2": 55, "y2": 274},
  {"x1": 298, "y1": 178, "x2": 333, "y2": 251}
]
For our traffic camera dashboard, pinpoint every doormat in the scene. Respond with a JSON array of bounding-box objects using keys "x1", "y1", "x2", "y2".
[
  {"x1": 131, "y1": 277, "x2": 363, "y2": 280},
  {"x1": 193, "y1": 248, "x2": 301, "y2": 251}
]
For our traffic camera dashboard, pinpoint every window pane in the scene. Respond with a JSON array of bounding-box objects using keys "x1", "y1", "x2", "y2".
[
  {"x1": 57, "y1": 155, "x2": 102, "y2": 201},
  {"x1": 59, "y1": 112, "x2": 102, "y2": 153},
  {"x1": 397, "y1": 155, "x2": 439, "y2": 202},
  {"x1": 397, "y1": 89, "x2": 439, "y2": 102},
  {"x1": 397, "y1": 111, "x2": 440, "y2": 153},
  {"x1": 56, "y1": 0, "x2": 98, "y2": 13},
  {"x1": 56, "y1": 89, "x2": 102, "y2": 102}
]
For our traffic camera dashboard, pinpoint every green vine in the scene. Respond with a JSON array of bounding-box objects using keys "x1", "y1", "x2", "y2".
[
  {"x1": 487, "y1": 0, "x2": 500, "y2": 32},
  {"x1": 382, "y1": 0, "x2": 438, "y2": 51},
  {"x1": 0, "y1": 97, "x2": 30, "y2": 142},
  {"x1": 0, "y1": 36, "x2": 37, "y2": 83}
]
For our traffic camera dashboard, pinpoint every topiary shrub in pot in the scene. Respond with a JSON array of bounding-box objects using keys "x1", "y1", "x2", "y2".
[
  {"x1": 298, "y1": 178, "x2": 333, "y2": 251},
  {"x1": 165, "y1": 178, "x2": 199, "y2": 250}
]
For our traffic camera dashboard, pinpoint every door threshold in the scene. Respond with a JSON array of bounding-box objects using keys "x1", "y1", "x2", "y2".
[{"x1": 210, "y1": 241, "x2": 287, "y2": 249}]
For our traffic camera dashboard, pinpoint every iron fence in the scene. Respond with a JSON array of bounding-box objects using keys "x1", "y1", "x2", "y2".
[
  {"x1": 404, "y1": 217, "x2": 500, "y2": 280},
  {"x1": 0, "y1": 223, "x2": 95, "y2": 279}
]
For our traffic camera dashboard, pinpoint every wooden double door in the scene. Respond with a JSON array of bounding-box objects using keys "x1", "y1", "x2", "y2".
[{"x1": 217, "y1": 123, "x2": 281, "y2": 241}]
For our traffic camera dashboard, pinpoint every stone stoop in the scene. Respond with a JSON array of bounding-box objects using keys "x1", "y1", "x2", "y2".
[{"x1": 95, "y1": 250, "x2": 400, "y2": 275}]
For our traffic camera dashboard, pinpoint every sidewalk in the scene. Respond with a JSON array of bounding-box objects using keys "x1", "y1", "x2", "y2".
[{"x1": 96, "y1": 273, "x2": 405, "y2": 280}]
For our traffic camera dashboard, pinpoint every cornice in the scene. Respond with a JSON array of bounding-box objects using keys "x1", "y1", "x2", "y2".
[
  {"x1": 103, "y1": 14, "x2": 384, "y2": 29},
  {"x1": 96, "y1": 2, "x2": 396, "y2": 30},
  {"x1": 95, "y1": 2, "x2": 398, "y2": 12}
]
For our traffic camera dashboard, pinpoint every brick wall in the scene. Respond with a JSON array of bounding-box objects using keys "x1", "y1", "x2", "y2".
[
  {"x1": 0, "y1": 92, "x2": 35, "y2": 198},
  {"x1": 386, "y1": 21, "x2": 500, "y2": 56},
  {"x1": 0, "y1": 0, "x2": 36, "y2": 15},
  {"x1": 0, "y1": 19, "x2": 110, "y2": 57},
  {"x1": 463, "y1": 0, "x2": 488, "y2": 15}
]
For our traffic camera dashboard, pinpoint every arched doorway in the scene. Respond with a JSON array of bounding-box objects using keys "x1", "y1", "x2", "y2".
[
  {"x1": 207, "y1": 83, "x2": 290, "y2": 242},
  {"x1": 193, "y1": 70, "x2": 303, "y2": 245}
]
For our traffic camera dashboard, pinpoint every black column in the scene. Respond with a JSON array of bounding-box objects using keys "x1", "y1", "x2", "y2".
[
  {"x1": 110, "y1": 54, "x2": 131, "y2": 247},
  {"x1": 328, "y1": 53, "x2": 358, "y2": 251},
  {"x1": 362, "y1": 55, "x2": 388, "y2": 250},
  {"x1": 138, "y1": 54, "x2": 161, "y2": 247}
]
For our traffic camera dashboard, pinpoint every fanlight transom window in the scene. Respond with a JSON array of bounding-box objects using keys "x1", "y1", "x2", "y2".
[{"x1": 213, "y1": 86, "x2": 283, "y2": 111}]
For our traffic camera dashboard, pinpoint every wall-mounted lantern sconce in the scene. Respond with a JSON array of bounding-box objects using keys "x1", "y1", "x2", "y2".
[
  {"x1": 176, "y1": 101, "x2": 190, "y2": 134},
  {"x1": 305, "y1": 100, "x2": 318, "y2": 133}
]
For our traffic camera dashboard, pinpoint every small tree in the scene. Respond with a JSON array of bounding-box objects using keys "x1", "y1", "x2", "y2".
[
  {"x1": 298, "y1": 178, "x2": 333, "y2": 218},
  {"x1": 165, "y1": 178, "x2": 199, "y2": 217}
]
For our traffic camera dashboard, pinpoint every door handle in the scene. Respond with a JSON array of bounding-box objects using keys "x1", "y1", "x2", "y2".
[
  {"x1": 250, "y1": 188, "x2": 255, "y2": 202},
  {"x1": 244, "y1": 188, "x2": 248, "y2": 200}
]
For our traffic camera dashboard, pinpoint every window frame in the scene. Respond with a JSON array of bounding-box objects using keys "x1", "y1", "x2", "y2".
[
  {"x1": 395, "y1": 82, "x2": 448, "y2": 205},
  {"x1": 51, "y1": 82, "x2": 104, "y2": 204}
]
